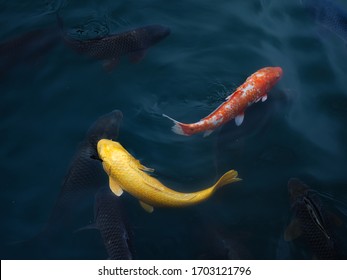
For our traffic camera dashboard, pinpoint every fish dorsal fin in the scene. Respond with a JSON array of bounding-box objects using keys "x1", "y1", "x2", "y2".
[
  {"x1": 143, "y1": 178, "x2": 166, "y2": 192},
  {"x1": 225, "y1": 90, "x2": 238, "y2": 101},
  {"x1": 284, "y1": 218, "x2": 302, "y2": 241},
  {"x1": 304, "y1": 197, "x2": 331, "y2": 240},
  {"x1": 109, "y1": 177, "x2": 123, "y2": 196},
  {"x1": 202, "y1": 90, "x2": 241, "y2": 120},
  {"x1": 139, "y1": 201, "x2": 154, "y2": 213}
]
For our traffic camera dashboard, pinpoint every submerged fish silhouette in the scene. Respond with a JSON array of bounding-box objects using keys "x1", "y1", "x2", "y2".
[
  {"x1": 91, "y1": 187, "x2": 134, "y2": 260},
  {"x1": 284, "y1": 178, "x2": 344, "y2": 259},
  {"x1": 0, "y1": 27, "x2": 61, "y2": 78},
  {"x1": 7, "y1": 110, "x2": 123, "y2": 259},
  {"x1": 301, "y1": 0, "x2": 347, "y2": 43},
  {"x1": 61, "y1": 21, "x2": 170, "y2": 70},
  {"x1": 44, "y1": 110, "x2": 123, "y2": 234}
]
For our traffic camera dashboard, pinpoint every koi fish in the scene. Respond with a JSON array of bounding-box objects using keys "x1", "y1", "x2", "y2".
[
  {"x1": 163, "y1": 67, "x2": 282, "y2": 137},
  {"x1": 45, "y1": 110, "x2": 123, "y2": 233},
  {"x1": 284, "y1": 178, "x2": 344, "y2": 259},
  {"x1": 61, "y1": 22, "x2": 170, "y2": 70},
  {"x1": 301, "y1": 0, "x2": 347, "y2": 43},
  {"x1": 93, "y1": 187, "x2": 134, "y2": 260},
  {"x1": 97, "y1": 139, "x2": 241, "y2": 213},
  {"x1": 6, "y1": 111, "x2": 124, "y2": 259}
]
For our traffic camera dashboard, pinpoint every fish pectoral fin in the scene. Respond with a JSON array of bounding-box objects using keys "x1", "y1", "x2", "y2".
[
  {"x1": 235, "y1": 113, "x2": 244, "y2": 126},
  {"x1": 103, "y1": 58, "x2": 119, "y2": 71},
  {"x1": 109, "y1": 177, "x2": 124, "y2": 196},
  {"x1": 203, "y1": 130, "x2": 214, "y2": 137},
  {"x1": 139, "y1": 201, "x2": 154, "y2": 213},
  {"x1": 261, "y1": 94, "x2": 268, "y2": 102},
  {"x1": 128, "y1": 50, "x2": 146, "y2": 63},
  {"x1": 74, "y1": 223, "x2": 98, "y2": 233},
  {"x1": 284, "y1": 218, "x2": 302, "y2": 241},
  {"x1": 139, "y1": 164, "x2": 155, "y2": 173},
  {"x1": 131, "y1": 160, "x2": 155, "y2": 173}
]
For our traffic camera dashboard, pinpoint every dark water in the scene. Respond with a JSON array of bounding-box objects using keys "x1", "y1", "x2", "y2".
[{"x1": 1, "y1": 0, "x2": 347, "y2": 259}]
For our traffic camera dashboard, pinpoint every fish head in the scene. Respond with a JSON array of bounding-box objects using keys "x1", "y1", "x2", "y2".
[
  {"x1": 288, "y1": 177, "x2": 310, "y2": 203},
  {"x1": 143, "y1": 24, "x2": 171, "y2": 46},
  {"x1": 87, "y1": 110, "x2": 123, "y2": 147},
  {"x1": 97, "y1": 139, "x2": 128, "y2": 173},
  {"x1": 263, "y1": 66, "x2": 283, "y2": 85}
]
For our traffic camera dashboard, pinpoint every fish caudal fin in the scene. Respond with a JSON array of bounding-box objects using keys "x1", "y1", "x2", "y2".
[
  {"x1": 192, "y1": 170, "x2": 240, "y2": 203},
  {"x1": 212, "y1": 170, "x2": 241, "y2": 193},
  {"x1": 162, "y1": 114, "x2": 191, "y2": 136}
]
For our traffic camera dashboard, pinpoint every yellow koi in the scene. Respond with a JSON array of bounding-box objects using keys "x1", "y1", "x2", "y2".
[{"x1": 97, "y1": 139, "x2": 241, "y2": 213}]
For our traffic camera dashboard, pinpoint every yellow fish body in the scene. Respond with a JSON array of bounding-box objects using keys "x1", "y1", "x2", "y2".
[{"x1": 97, "y1": 139, "x2": 241, "y2": 212}]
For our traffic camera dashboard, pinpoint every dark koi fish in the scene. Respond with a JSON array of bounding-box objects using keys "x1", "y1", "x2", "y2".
[
  {"x1": 61, "y1": 22, "x2": 170, "y2": 70},
  {"x1": 92, "y1": 187, "x2": 134, "y2": 260},
  {"x1": 284, "y1": 178, "x2": 344, "y2": 259},
  {"x1": 301, "y1": 0, "x2": 347, "y2": 43},
  {"x1": 44, "y1": 110, "x2": 123, "y2": 233}
]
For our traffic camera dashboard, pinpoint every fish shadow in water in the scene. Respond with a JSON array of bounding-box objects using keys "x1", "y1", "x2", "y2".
[{"x1": 3, "y1": 110, "x2": 123, "y2": 259}]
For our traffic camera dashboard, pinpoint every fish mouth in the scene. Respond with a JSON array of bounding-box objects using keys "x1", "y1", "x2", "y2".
[
  {"x1": 273, "y1": 67, "x2": 283, "y2": 79},
  {"x1": 87, "y1": 110, "x2": 123, "y2": 147},
  {"x1": 110, "y1": 109, "x2": 123, "y2": 120}
]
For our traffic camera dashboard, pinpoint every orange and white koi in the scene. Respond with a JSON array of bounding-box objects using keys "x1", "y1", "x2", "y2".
[{"x1": 163, "y1": 66, "x2": 283, "y2": 137}]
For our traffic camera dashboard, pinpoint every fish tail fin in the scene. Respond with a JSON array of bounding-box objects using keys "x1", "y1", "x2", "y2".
[
  {"x1": 162, "y1": 114, "x2": 191, "y2": 136},
  {"x1": 212, "y1": 170, "x2": 241, "y2": 193}
]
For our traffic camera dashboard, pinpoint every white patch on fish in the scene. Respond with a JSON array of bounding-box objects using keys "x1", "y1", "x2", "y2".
[
  {"x1": 256, "y1": 73, "x2": 264, "y2": 78},
  {"x1": 209, "y1": 116, "x2": 223, "y2": 126},
  {"x1": 241, "y1": 84, "x2": 254, "y2": 97}
]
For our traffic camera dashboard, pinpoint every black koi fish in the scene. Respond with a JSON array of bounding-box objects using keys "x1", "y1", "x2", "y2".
[
  {"x1": 61, "y1": 20, "x2": 170, "y2": 70},
  {"x1": 4, "y1": 110, "x2": 124, "y2": 259},
  {"x1": 92, "y1": 187, "x2": 134, "y2": 260},
  {"x1": 301, "y1": 0, "x2": 347, "y2": 43},
  {"x1": 284, "y1": 178, "x2": 344, "y2": 259},
  {"x1": 44, "y1": 110, "x2": 123, "y2": 234}
]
